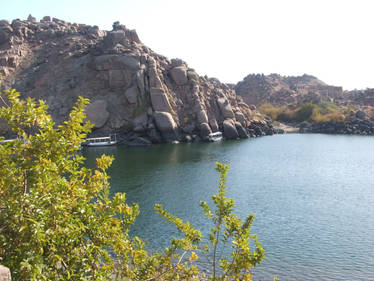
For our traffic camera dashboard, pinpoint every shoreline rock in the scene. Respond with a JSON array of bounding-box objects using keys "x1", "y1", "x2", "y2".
[{"x1": 299, "y1": 117, "x2": 374, "y2": 135}]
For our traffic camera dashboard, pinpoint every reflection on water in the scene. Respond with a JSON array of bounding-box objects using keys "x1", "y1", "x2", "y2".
[{"x1": 82, "y1": 135, "x2": 374, "y2": 281}]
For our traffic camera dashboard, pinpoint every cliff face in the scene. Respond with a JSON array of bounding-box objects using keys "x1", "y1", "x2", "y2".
[
  {"x1": 235, "y1": 73, "x2": 343, "y2": 106},
  {"x1": 0, "y1": 16, "x2": 272, "y2": 143}
]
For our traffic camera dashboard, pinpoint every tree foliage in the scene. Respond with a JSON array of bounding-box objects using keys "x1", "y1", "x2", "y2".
[{"x1": 0, "y1": 89, "x2": 264, "y2": 280}]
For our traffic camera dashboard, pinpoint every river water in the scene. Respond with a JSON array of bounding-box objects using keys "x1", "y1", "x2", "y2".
[{"x1": 82, "y1": 134, "x2": 374, "y2": 280}]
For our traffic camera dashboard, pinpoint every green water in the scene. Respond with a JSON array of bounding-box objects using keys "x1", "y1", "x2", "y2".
[{"x1": 83, "y1": 134, "x2": 374, "y2": 280}]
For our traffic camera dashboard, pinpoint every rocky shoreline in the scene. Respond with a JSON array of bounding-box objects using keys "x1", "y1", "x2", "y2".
[
  {"x1": 112, "y1": 119, "x2": 275, "y2": 147},
  {"x1": 299, "y1": 119, "x2": 374, "y2": 135},
  {"x1": 298, "y1": 110, "x2": 374, "y2": 135},
  {"x1": 271, "y1": 111, "x2": 374, "y2": 136}
]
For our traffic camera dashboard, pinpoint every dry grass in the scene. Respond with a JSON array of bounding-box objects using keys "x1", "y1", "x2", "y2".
[{"x1": 259, "y1": 102, "x2": 351, "y2": 124}]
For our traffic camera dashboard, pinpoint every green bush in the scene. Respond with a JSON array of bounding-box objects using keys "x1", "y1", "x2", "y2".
[
  {"x1": 295, "y1": 103, "x2": 316, "y2": 122},
  {"x1": 277, "y1": 109, "x2": 296, "y2": 123},
  {"x1": 0, "y1": 89, "x2": 264, "y2": 280},
  {"x1": 260, "y1": 101, "x2": 350, "y2": 124},
  {"x1": 258, "y1": 103, "x2": 283, "y2": 120}
]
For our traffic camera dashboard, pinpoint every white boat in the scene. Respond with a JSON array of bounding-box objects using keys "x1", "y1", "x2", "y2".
[
  {"x1": 83, "y1": 134, "x2": 117, "y2": 147},
  {"x1": 207, "y1": 131, "x2": 223, "y2": 142}
]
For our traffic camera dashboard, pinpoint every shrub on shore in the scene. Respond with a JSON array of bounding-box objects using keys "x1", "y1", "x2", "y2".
[{"x1": 259, "y1": 101, "x2": 349, "y2": 124}]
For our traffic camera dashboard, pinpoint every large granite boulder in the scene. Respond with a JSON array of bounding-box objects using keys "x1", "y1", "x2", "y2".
[
  {"x1": 124, "y1": 86, "x2": 139, "y2": 104},
  {"x1": 85, "y1": 100, "x2": 110, "y2": 128},
  {"x1": 223, "y1": 119, "x2": 239, "y2": 139},
  {"x1": 235, "y1": 111, "x2": 247, "y2": 126},
  {"x1": 209, "y1": 119, "x2": 219, "y2": 132},
  {"x1": 199, "y1": 122, "x2": 212, "y2": 139},
  {"x1": 170, "y1": 66, "x2": 188, "y2": 85},
  {"x1": 217, "y1": 97, "x2": 235, "y2": 119},
  {"x1": 196, "y1": 107, "x2": 209, "y2": 124},
  {"x1": 235, "y1": 122, "x2": 248, "y2": 138},
  {"x1": 153, "y1": 111, "x2": 178, "y2": 142}
]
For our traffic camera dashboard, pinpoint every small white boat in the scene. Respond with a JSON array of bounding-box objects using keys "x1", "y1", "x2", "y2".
[
  {"x1": 207, "y1": 131, "x2": 223, "y2": 142},
  {"x1": 83, "y1": 134, "x2": 117, "y2": 147}
]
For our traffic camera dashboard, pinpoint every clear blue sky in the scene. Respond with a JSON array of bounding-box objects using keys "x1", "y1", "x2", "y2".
[{"x1": 1, "y1": 0, "x2": 374, "y2": 90}]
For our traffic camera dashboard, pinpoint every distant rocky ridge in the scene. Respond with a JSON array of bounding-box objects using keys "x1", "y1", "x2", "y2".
[
  {"x1": 235, "y1": 73, "x2": 374, "y2": 135},
  {"x1": 0, "y1": 15, "x2": 273, "y2": 144},
  {"x1": 235, "y1": 73, "x2": 344, "y2": 106},
  {"x1": 336, "y1": 88, "x2": 374, "y2": 108},
  {"x1": 235, "y1": 73, "x2": 374, "y2": 111}
]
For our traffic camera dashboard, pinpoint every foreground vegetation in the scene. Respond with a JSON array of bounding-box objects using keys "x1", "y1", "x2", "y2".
[
  {"x1": 259, "y1": 102, "x2": 355, "y2": 124},
  {"x1": 0, "y1": 89, "x2": 265, "y2": 280}
]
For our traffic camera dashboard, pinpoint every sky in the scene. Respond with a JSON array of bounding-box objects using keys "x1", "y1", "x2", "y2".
[{"x1": 1, "y1": 0, "x2": 373, "y2": 90}]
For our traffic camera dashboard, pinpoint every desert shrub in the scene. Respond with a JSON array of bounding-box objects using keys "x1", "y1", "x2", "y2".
[
  {"x1": 260, "y1": 101, "x2": 350, "y2": 124},
  {"x1": 277, "y1": 108, "x2": 296, "y2": 122},
  {"x1": 312, "y1": 111, "x2": 346, "y2": 123},
  {"x1": 259, "y1": 103, "x2": 282, "y2": 120},
  {"x1": 295, "y1": 103, "x2": 316, "y2": 122},
  {"x1": 317, "y1": 101, "x2": 339, "y2": 113}
]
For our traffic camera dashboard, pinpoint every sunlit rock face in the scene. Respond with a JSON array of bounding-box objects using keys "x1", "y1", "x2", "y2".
[{"x1": 0, "y1": 15, "x2": 273, "y2": 143}]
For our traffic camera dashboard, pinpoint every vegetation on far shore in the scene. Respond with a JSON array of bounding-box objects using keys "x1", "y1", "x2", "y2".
[{"x1": 259, "y1": 101, "x2": 356, "y2": 124}]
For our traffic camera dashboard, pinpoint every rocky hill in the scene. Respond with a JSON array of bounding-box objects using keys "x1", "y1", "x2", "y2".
[
  {"x1": 0, "y1": 15, "x2": 273, "y2": 144},
  {"x1": 337, "y1": 88, "x2": 374, "y2": 108},
  {"x1": 235, "y1": 72, "x2": 374, "y2": 115},
  {"x1": 235, "y1": 73, "x2": 343, "y2": 106}
]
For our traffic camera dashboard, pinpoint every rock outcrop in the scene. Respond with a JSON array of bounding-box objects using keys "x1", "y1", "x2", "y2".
[
  {"x1": 337, "y1": 88, "x2": 374, "y2": 107},
  {"x1": 0, "y1": 16, "x2": 273, "y2": 143},
  {"x1": 235, "y1": 73, "x2": 343, "y2": 106},
  {"x1": 300, "y1": 113, "x2": 374, "y2": 135}
]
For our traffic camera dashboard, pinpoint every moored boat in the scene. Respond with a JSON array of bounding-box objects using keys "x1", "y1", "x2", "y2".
[
  {"x1": 207, "y1": 132, "x2": 223, "y2": 142},
  {"x1": 83, "y1": 134, "x2": 117, "y2": 146}
]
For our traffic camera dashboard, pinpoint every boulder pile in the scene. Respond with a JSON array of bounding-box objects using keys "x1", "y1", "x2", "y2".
[{"x1": 300, "y1": 110, "x2": 374, "y2": 135}]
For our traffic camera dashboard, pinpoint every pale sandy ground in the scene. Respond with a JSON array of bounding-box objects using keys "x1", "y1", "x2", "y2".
[{"x1": 273, "y1": 122, "x2": 300, "y2": 133}]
